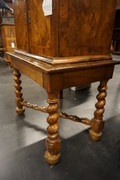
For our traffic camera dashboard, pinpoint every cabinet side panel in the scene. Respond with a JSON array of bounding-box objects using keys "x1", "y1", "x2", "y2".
[
  {"x1": 14, "y1": 0, "x2": 29, "y2": 52},
  {"x1": 59, "y1": 0, "x2": 117, "y2": 57},
  {"x1": 28, "y1": 0, "x2": 55, "y2": 57}
]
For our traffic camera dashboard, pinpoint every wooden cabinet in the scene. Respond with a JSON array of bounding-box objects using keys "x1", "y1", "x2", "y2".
[
  {"x1": 14, "y1": 0, "x2": 117, "y2": 64},
  {"x1": 1, "y1": 24, "x2": 16, "y2": 62},
  {"x1": 8, "y1": 0, "x2": 120, "y2": 165}
]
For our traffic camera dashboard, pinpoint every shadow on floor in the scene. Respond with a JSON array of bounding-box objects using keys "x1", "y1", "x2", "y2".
[
  {"x1": 60, "y1": 86, "x2": 92, "y2": 110},
  {"x1": 15, "y1": 114, "x2": 47, "y2": 135},
  {"x1": 0, "y1": 114, "x2": 120, "y2": 180}
]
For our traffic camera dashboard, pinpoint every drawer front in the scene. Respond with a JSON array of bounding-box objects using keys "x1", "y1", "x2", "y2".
[{"x1": 5, "y1": 37, "x2": 16, "y2": 50}]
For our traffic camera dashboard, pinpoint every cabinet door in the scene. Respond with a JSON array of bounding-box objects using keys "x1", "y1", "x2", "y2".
[
  {"x1": 14, "y1": 0, "x2": 29, "y2": 52},
  {"x1": 59, "y1": 0, "x2": 117, "y2": 57},
  {"x1": 28, "y1": 0, "x2": 54, "y2": 57}
]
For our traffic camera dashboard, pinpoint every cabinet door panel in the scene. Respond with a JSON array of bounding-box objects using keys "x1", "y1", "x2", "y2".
[
  {"x1": 14, "y1": 0, "x2": 29, "y2": 51},
  {"x1": 59, "y1": 0, "x2": 116, "y2": 57},
  {"x1": 28, "y1": 0, "x2": 54, "y2": 57}
]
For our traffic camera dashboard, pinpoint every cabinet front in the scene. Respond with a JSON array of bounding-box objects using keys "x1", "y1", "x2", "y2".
[
  {"x1": 58, "y1": 0, "x2": 117, "y2": 57},
  {"x1": 28, "y1": 0, "x2": 54, "y2": 57},
  {"x1": 14, "y1": 0, "x2": 29, "y2": 52}
]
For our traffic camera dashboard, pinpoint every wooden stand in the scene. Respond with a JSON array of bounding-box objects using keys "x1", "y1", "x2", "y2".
[{"x1": 8, "y1": 51, "x2": 120, "y2": 165}]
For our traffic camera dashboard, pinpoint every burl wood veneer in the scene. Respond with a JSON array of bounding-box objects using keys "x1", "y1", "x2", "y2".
[
  {"x1": 14, "y1": 0, "x2": 116, "y2": 64},
  {"x1": 7, "y1": 0, "x2": 120, "y2": 165}
]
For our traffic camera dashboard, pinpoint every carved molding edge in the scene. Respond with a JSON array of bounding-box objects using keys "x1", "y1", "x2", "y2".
[{"x1": 21, "y1": 101, "x2": 91, "y2": 126}]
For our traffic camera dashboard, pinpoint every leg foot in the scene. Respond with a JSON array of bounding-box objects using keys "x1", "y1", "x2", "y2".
[
  {"x1": 89, "y1": 80, "x2": 108, "y2": 141},
  {"x1": 45, "y1": 151, "x2": 61, "y2": 165},
  {"x1": 16, "y1": 107, "x2": 25, "y2": 115},
  {"x1": 89, "y1": 129, "x2": 102, "y2": 142}
]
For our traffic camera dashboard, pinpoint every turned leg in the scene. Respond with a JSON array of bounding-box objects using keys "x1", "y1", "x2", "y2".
[
  {"x1": 89, "y1": 80, "x2": 108, "y2": 141},
  {"x1": 45, "y1": 92, "x2": 61, "y2": 165},
  {"x1": 13, "y1": 68, "x2": 25, "y2": 115}
]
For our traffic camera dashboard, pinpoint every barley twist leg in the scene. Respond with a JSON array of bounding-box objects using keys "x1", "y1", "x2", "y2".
[
  {"x1": 89, "y1": 80, "x2": 108, "y2": 141},
  {"x1": 45, "y1": 92, "x2": 61, "y2": 165},
  {"x1": 13, "y1": 68, "x2": 25, "y2": 115}
]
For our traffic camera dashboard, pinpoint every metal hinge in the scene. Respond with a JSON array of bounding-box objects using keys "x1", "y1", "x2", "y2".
[{"x1": 28, "y1": 10, "x2": 31, "y2": 23}]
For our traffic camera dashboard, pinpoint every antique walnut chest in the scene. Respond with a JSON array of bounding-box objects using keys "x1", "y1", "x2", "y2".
[
  {"x1": 8, "y1": 0, "x2": 120, "y2": 165},
  {"x1": 14, "y1": 0, "x2": 116, "y2": 64}
]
